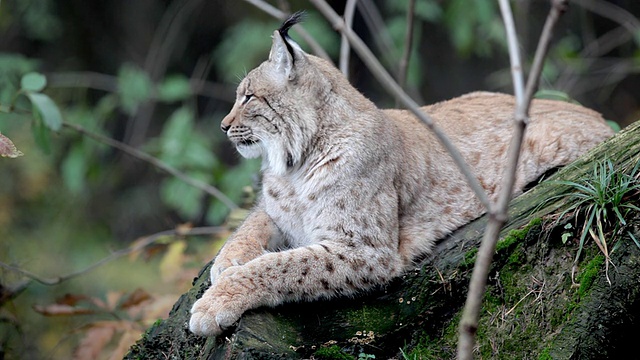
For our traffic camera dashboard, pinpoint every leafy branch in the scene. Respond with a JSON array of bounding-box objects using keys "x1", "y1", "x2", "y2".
[{"x1": 62, "y1": 122, "x2": 239, "y2": 210}]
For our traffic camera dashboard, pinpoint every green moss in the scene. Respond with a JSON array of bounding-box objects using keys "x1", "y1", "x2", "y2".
[
  {"x1": 314, "y1": 345, "x2": 355, "y2": 360},
  {"x1": 343, "y1": 303, "x2": 396, "y2": 334},
  {"x1": 406, "y1": 218, "x2": 556, "y2": 359},
  {"x1": 463, "y1": 248, "x2": 478, "y2": 267},
  {"x1": 497, "y1": 218, "x2": 542, "y2": 252},
  {"x1": 538, "y1": 347, "x2": 553, "y2": 360},
  {"x1": 577, "y1": 254, "x2": 604, "y2": 297}
]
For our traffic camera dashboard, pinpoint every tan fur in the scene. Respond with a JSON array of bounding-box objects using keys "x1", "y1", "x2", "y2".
[{"x1": 189, "y1": 30, "x2": 613, "y2": 336}]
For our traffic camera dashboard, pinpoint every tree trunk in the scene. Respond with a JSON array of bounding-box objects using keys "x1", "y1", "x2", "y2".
[{"x1": 125, "y1": 120, "x2": 640, "y2": 360}]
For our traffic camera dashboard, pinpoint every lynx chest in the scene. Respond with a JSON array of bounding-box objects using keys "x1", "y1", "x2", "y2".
[{"x1": 262, "y1": 174, "x2": 334, "y2": 248}]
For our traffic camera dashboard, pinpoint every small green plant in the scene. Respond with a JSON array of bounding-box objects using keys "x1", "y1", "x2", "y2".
[
  {"x1": 358, "y1": 352, "x2": 376, "y2": 360},
  {"x1": 551, "y1": 158, "x2": 640, "y2": 283}
]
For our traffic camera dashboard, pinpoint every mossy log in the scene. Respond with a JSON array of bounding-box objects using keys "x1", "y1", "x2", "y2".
[{"x1": 126, "y1": 121, "x2": 640, "y2": 360}]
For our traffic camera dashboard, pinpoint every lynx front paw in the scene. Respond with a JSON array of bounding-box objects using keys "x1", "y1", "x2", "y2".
[
  {"x1": 189, "y1": 287, "x2": 244, "y2": 337},
  {"x1": 210, "y1": 257, "x2": 245, "y2": 284}
]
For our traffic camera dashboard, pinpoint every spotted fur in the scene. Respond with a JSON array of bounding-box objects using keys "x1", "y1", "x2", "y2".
[{"x1": 189, "y1": 14, "x2": 614, "y2": 336}]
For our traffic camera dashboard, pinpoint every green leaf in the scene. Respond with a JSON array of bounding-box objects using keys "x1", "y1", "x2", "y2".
[
  {"x1": 31, "y1": 114, "x2": 52, "y2": 153},
  {"x1": 534, "y1": 90, "x2": 580, "y2": 104},
  {"x1": 606, "y1": 120, "x2": 621, "y2": 133},
  {"x1": 26, "y1": 92, "x2": 63, "y2": 131},
  {"x1": 415, "y1": 1, "x2": 443, "y2": 22},
  {"x1": 159, "y1": 107, "x2": 194, "y2": 165},
  {"x1": 160, "y1": 176, "x2": 204, "y2": 219},
  {"x1": 0, "y1": 132, "x2": 24, "y2": 158},
  {"x1": 117, "y1": 64, "x2": 152, "y2": 114},
  {"x1": 61, "y1": 145, "x2": 87, "y2": 193},
  {"x1": 20, "y1": 72, "x2": 47, "y2": 92},
  {"x1": 158, "y1": 75, "x2": 192, "y2": 102}
]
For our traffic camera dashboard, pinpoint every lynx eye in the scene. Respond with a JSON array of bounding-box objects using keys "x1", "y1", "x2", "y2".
[{"x1": 242, "y1": 94, "x2": 254, "y2": 105}]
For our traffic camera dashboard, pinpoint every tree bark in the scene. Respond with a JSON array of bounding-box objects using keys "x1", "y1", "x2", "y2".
[{"x1": 125, "y1": 120, "x2": 640, "y2": 360}]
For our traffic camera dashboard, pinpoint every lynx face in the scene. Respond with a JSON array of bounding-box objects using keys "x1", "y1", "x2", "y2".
[{"x1": 220, "y1": 30, "x2": 330, "y2": 176}]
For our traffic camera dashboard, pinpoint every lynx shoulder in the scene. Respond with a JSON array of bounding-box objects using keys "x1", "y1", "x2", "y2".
[{"x1": 189, "y1": 13, "x2": 614, "y2": 336}]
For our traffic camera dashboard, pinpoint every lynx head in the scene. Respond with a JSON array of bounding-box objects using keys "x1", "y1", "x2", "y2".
[{"x1": 220, "y1": 12, "x2": 332, "y2": 176}]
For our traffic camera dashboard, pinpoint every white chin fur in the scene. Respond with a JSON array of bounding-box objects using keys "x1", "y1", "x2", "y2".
[
  {"x1": 236, "y1": 143, "x2": 263, "y2": 159},
  {"x1": 236, "y1": 140, "x2": 288, "y2": 176}
]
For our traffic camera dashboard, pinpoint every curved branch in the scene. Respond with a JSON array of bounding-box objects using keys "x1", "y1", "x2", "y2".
[
  {"x1": 0, "y1": 226, "x2": 225, "y2": 286},
  {"x1": 62, "y1": 122, "x2": 239, "y2": 210},
  {"x1": 574, "y1": 0, "x2": 640, "y2": 41},
  {"x1": 46, "y1": 71, "x2": 235, "y2": 103},
  {"x1": 242, "y1": 0, "x2": 333, "y2": 62}
]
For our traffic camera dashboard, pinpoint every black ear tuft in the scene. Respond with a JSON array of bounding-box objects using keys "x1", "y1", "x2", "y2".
[
  {"x1": 278, "y1": 11, "x2": 306, "y2": 40},
  {"x1": 278, "y1": 11, "x2": 306, "y2": 61}
]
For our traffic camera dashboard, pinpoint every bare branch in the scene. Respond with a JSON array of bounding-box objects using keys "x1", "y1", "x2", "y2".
[
  {"x1": 458, "y1": 1, "x2": 569, "y2": 359},
  {"x1": 46, "y1": 71, "x2": 236, "y2": 103},
  {"x1": 309, "y1": 0, "x2": 491, "y2": 210},
  {"x1": 574, "y1": 0, "x2": 640, "y2": 39},
  {"x1": 62, "y1": 122, "x2": 239, "y2": 210},
  {"x1": 243, "y1": 0, "x2": 333, "y2": 62},
  {"x1": 0, "y1": 226, "x2": 225, "y2": 286},
  {"x1": 339, "y1": 0, "x2": 358, "y2": 77},
  {"x1": 498, "y1": 0, "x2": 525, "y2": 103},
  {"x1": 126, "y1": 0, "x2": 206, "y2": 147},
  {"x1": 397, "y1": 0, "x2": 416, "y2": 94},
  {"x1": 356, "y1": 0, "x2": 398, "y2": 69}
]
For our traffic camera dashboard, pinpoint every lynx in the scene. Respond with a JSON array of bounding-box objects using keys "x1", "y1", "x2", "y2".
[{"x1": 189, "y1": 13, "x2": 613, "y2": 336}]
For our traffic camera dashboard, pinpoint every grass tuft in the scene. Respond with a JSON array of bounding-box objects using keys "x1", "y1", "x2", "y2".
[{"x1": 549, "y1": 158, "x2": 640, "y2": 284}]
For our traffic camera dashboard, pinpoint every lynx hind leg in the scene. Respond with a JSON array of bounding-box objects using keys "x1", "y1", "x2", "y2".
[
  {"x1": 516, "y1": 110, "x2": 614, "y2": 191},
  {"x1": 210, "y1": 209, "x2": 279, "y2": 284}
]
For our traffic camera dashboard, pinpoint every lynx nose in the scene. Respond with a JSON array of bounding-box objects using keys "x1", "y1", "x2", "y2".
[{"x1": 220, "y1": 123, "x2": 230, "y2": 133}]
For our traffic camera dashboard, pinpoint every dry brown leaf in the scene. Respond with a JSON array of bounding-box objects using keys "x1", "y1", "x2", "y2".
[
  {"x1": 73, "y1": 323, "x2": 116, "y2": 360},
  {"x1": 107, "y1": 327, "x2": 141, "y2": 360},
  {"x1": 55, "y1": 293, "x2": 91, "y2": 306},
  {"x1": 33, "y1": 303, "x2": 95, "y2": 316},
  {"x1": 159, "y1": 240, "x2": 186, "y2": 283},
  {"x1": 175, "y1": 222, "x2": 193, "y2": 236},
  {"x1": 119, "y1": 288, "x2": 151, "y2": 310},
  {"x1": 106, "y1": 291, "x2": 123, "y2": 311},
  {"x1": 0, "y1": 132, "x2": 24, "y2": 158},
  {"x1": 139, "y1": 294, "x2": 177, "y2": 325}
]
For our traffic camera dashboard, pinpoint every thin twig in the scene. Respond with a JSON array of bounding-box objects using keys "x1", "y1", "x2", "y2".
[
  {"x1": 62, "y1": 122, "x2": 239, "y2": 210},
  {"x1": 0, "y1": 226, "x2": 225, "y2": 286},
  {"x1": 127, "y1": 0, "x2": 206, "y2": 147},
  {"x1": 499, "y1": 0, "x2": 525, "y2": 104},
  {"x1": 356, "y1": 0, "x2": 398, "y2": 69},
  {"x1": 47, "y1": 71, "x2": 236, "y2": 103},
  {"x1": 339, "y1": 0, "x2": 358, "y2": 77},
  {"x1": 397, "y1": 0, "x2": 416, "y2": 94},
  {"x1": 574, "y1": 0, "x2": 640, "y2": 39},
  {"x1": 243, "y1": 0, "x2": 333, "y2": 62},
  {"x1": 457, "y1": 1, "x2": 569, "y2": 359},
  {"x1": 309, "y1": 0, "x2": 491, "y2": 210}
]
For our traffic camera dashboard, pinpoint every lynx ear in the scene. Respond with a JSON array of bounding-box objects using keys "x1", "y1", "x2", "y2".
[
  {"x1": 268, "y1": 11, "x2": 306, "y2": 82},
  {"x1": 268, "y1": 30, "x2": 296, "y2": 81}
]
